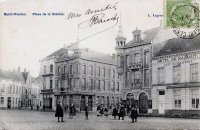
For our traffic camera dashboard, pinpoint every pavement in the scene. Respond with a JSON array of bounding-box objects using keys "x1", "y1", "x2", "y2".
[{"x1": 0, "y1": 110, "x2": 200, "y2": 130}]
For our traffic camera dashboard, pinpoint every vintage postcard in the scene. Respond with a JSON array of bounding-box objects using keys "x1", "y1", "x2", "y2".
[{"x1": 0, "y1": 0, "x2": 200, "y2": 130}]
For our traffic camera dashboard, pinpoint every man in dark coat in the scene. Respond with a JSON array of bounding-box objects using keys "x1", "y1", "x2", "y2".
[
  {"x1": 69, "y1": 104, "x2": 74, "y2": 119},
  {"x1": 112, "y1": 106, "x2": 118, "y2": 120},
  {"x1": 84, "y1": 104, "x2": 89, "y2": 120},
  {"x1": 55, "y1": 102, "x2": 64, "y2": 122},
  {"x1": 118, "y1": 105, "x2": 125, "y2": 120}
]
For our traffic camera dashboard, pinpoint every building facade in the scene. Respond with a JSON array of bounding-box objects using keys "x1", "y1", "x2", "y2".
[
  {"x1": 39, "y1": 54, "x2": 56, "y2": 110},
  {"x1": 115, "y1": 24, "x2": 160, "y2": 113},
  {"x1": 0, "y1": 69, "x2": 39, "y2": 109},
  {"x1": 152, "y1": 37, "x2": 200, "y2": 117},
  {"x1": 40, "y1": 46, "x2": 122, "y2": 111}
]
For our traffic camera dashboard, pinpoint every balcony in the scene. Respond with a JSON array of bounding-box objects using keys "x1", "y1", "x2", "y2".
[
  {"x1": 40, "y1": 89, "x2": 53, "y2": 94},
  {"x1": 130, "y1": 63, "x2": 142, "y2": 69},
  {"x1": 41, "y1": 72, "x2": 54, "y2": 77}
]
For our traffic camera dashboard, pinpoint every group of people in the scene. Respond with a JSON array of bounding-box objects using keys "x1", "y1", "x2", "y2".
[
  {"x1": 55, "y1": 102, "x2": 138, "y2": 123},
  {"x1": 55, "y1": 102, "x2": 89, "y2": 122},
  {"x1": 112, "y1": 105, "x2": 138, "y2": 123}
]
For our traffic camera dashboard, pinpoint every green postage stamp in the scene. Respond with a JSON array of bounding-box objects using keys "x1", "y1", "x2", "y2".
[{"x1": 165, "y1": 0, "x2": 200, "y2": 38}]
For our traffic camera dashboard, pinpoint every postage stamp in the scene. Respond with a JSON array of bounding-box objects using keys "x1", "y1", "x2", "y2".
[{"x1": 165, "y1": 0, "x2": 200, "y2": 38}]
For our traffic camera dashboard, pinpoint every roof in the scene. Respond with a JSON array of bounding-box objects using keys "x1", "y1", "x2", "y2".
[
  {"x1": 126, "y1": 27, "x2": 160, "y2": 47},
  {"x1": 154, "y1": 36, "x2": 200, "y2": 56},
  {"x1": 51, "y1": 47, "x2": 115, "y2": 65},
  {"x1": 0, "y1": 69, "x2": 25, "y2": 82},
  {"x1": 46, "y1": 48, "x2": 68, "y2": 58},
  {"x1": 80, "y1": 49, "x2": 115, "y2": 65}
]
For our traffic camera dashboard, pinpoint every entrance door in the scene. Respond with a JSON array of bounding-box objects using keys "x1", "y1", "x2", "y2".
[
  {"x1": 49, "y1": 98, "x2": 52, "y2": 109},
  {"x1": 158, "y1": 91, "x2": 165, "y2": 114},
  {"x1": 7, "y1": 97, "x2": 11, "y2": 109},
  {"x1": 88, "y1": 96, "x2": 93, "y2": 111},
  {"x1": 80, "y1": 95, "x2": 86, "y2": 111},
  {"x1": 139, "y1": 92, "x2": 148, "y2": 113}
]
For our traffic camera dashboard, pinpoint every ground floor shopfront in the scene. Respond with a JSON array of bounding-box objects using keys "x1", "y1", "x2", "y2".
[
  {"x1": 41, "y1": 91, "x2": 121, "y2": 111},
  {"x1": 0, "y1": 95, "x2": 22, "y2": 109},
  {"x1": 121, "y1": 89, "x2": 152, "y2": 114},
  {"x1": 152, "y1": 85, "x2": 200, "y2": 117}
]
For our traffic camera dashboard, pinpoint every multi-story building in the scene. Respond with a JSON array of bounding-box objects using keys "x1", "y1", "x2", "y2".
[
  {"x1": 115, "y1": 23, "x2": 160, "y2": 113},
  {"x1": 54, "y1": 47, "x2": 122, "y2": 111},
  {"x1": 39, "y1": 52, "x2": 56, "y2": 110},
  {"x1": 152, "y1": 36, "x2": 200, "y2": 117},
  {"x1": 0, "y1": 68, "x2": 40, "y2": 109},
  {"x1": 40, "y1": 45, "x2": 122, "y2": 111}
]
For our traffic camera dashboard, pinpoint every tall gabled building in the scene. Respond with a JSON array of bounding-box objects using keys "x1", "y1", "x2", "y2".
[{"x1": 115, "y1": 24, "x2": 160, "y2": 113}]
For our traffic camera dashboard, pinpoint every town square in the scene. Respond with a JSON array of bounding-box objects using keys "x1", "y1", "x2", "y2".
[{"x1": 0, "y1": 0, "x2": 200, "y2": 130}]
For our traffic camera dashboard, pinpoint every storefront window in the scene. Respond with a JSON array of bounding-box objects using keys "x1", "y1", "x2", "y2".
[
  {"x1": 191, "y1": 89, "x2": 199, "y2": 108},
  {"x1": 174, "y1": 90, "x2": 181, "y2": 108}
]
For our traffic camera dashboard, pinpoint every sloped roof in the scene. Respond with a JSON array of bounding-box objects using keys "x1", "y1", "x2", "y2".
[
  {"x1": 126, "y1": 27, "x2": 160, "y2": 47},
  {"x1": 154, "y1": 36, "x2": 200, "y2": 56},
  {"x1": 0, "y1": 69, "x2": 25, "y2": 82},
  {"x1": 46, "y1": 48, "x2": 68, "y2": 58},
  {"x1": 80, "y1": 49, "x2": 115, "y2": 65}
]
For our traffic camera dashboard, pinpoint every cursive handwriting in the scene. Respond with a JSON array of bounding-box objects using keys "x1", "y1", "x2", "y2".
[
  {"x1": 78, "y1": 13, "x2": 119, "y2": 28},
  {"x1": 85, "y1": 2, "x2": 118, "y2": 15}
]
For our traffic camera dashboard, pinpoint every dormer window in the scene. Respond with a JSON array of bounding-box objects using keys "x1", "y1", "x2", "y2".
[{"x1": 134, "y1": 34, "x2": 140, "y2": 42}]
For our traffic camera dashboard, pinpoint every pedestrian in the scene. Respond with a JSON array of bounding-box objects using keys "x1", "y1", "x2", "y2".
[
  {"x1": 37, "y1": 105, "x2": 39, "y2": 111},
  {"x1": 97, "y1": 105, "x2": 101, "y2": 116},
  {"x1": 104, "y1": 107, "x2": 108, "y2": 118},
  {"x1": 55, "y1": 102, "x2": 64, "y2": 122},
  {"x1": 84, "y1": 104, "x2": 89, "y2": 120},
  {"x1": 99, "y1": 107, "x2": 104, "y2": 116},
  {"x1": 118, "y1": 105, "x2": 125, "y2": 120},
  {"x1": 134, "y1": 108, "x2": 139, "y2": 122},
  {"x1": 112, "y1": 106, "x2": 118, "y2": 120},
  {"x1": 69, "y1": 104, "x2": 74, "y2": 119}
]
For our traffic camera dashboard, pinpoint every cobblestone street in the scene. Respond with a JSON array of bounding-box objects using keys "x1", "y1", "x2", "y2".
[{"x1": 0, "y1": 110, "x2": 200, "y2": 130}]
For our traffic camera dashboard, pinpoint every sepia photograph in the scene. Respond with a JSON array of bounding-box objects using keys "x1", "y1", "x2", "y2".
[{"x1": 0, "y1": 0, "x2": 200, "y2": 130}]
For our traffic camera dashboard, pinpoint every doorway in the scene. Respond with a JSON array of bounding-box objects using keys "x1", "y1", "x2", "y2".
[{"x1": 139, "y1": 92, "x2": 148, "y2": 113}]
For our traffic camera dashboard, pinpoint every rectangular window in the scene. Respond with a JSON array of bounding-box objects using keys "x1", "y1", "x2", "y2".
[
  {"x1": 81, "y1": 78, "x2": 86, "y2": 90},
  {"x1": 102, "y1": 80, "x2": 105, "y2": 90},
  {"x1": 111, "y1": 82, "x2": 115, "y2": 91},
  {"x1": 144, "y1": 69, "x2": 149, "y2": 86},
  {"x1": 191, "y1": 89, "x2": 199, "y2": 108},
  {"x1": 43, "y1": 78, "x2": 46, "y2": 89},
  {"x1": 70, "y1": 65, "x2": 73, "y2": 74},
  {"x1": 173, "y1": 65, "x2": 181, "y2": 83},
  {"x1": 190, "y1": 63, "x2": 198, "y2": 82},
  {"x1": 144, "y1": 51, "x2": 150, "y2": 64},
  {"x1": 13, "y1": 85, "x2": 15, "y2": 94},
  {"x1": 158, "y1": 67, "x2": 164, "y2": 84},
  {"x1": 96, "y1": 80, "x2": 100, "y2": 91},
  {"x1": 116, "y1": 82, "x2": 119, "y2": 91},
  {"x1": 174, "y1": 90, "x2": 181, "y2": 108},
  {"x1": 112, "y1": 70, "x2": 115, "y2": 79},
  {"x1": 88, "y1": 79, "x2": 93, "y2": 90},
  {"x1": 50, "y1": 79, "x2": 53, "y2": 89},
  {"x1": 82, "y1": 65, "x2": 86, "y2": 75},
  {"x1": 16, "y1": 86, "x2": 18, "y2": 94},
  {"x1": 134, "y1": 71, "x2": 140, "y2": 84},
  {"x1": 134, "y1": 53, "x2": 140, "y2": 63},
  {"x1": 43, "y1": 66, "x2": 46, "y2": 74},
  {"x1": 1, "y1": 84, "x2": 5, "y2": 93},
  {"x1": 120, "y1": 55, "x2": 124, "y2": 67},
  {"x1": 50, "y1": 64, "x2": 53, "y2": 73},
  {"x1": 88, "y1": 66, "x2": 93, "y2": 75},
  {"x1": 97, "y1": 67, "x2": 100, "y2": 77},
  {"x1": 102, "y1": 68, "x2": 105, "y2": 77},
  {"x1": 0, "y1": 97, "x2": 4, "y2": 104},
  {"x1": 64, "y1": 66, "x2": 68, "y2": 74}
]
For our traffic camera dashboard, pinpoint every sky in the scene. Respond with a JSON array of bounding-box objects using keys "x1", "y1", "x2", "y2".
[{"x1": 0, "y1": 0, "x2": 164, "y2": 76}]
